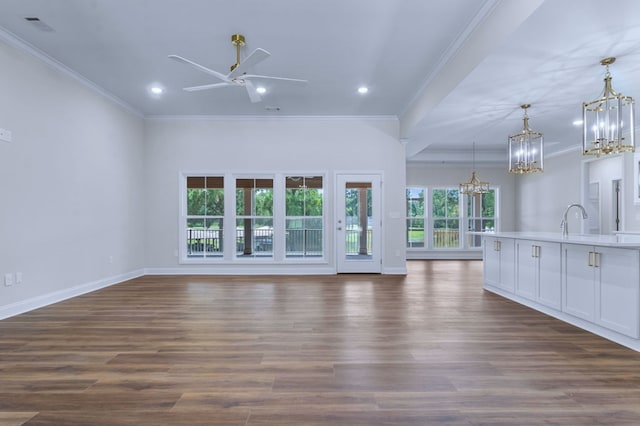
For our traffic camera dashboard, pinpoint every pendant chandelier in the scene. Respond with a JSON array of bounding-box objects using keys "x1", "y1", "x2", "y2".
[
  {"x1": 508, "y1": 104, "x2": 544, "y2": 174},
  {"x1": 459, "y1": 142, "x2": 490, "y2": 195},
  {"x1": 582, "y1": 57, "x2": 635, "y2": 157}
]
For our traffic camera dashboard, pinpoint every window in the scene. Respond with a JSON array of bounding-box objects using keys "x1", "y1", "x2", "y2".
[
  {"x1": 182, "y1": 173, "x2": 326, "y2": 263},
  {"x1": 285, "y1": 176, "x2": 323, "y2": 258},
  {"x1": 405, "y1": 186, "x2": 499, "y2": 250},
  {"x1": 466, "y1": 189, "x2": 496, "y2": 248},
  {"x1": 406, "y1": 188, "x2": 425, "y2": 248},
  {"x1": 186, "y1": 176, "x2": 224, "y2": 258},
  {"x1": 236, "y1": 178, "x2": 273, "y2": 258},
  {"x1": 432, "y1": 188, "x2": 460, "y2": 248}
]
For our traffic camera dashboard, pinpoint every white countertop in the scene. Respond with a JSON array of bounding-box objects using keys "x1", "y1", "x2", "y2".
[{"x1": 474, "y1": 231, "x2": 640, "y2": 248}]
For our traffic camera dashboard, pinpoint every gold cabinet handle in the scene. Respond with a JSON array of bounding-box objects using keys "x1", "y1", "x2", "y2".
[
  {"x1": 588, "y1": 251, "x2": 593, "y2": 267},
  {"x1": 594, "y1": 252, "x2": 600, "y2": 268}
]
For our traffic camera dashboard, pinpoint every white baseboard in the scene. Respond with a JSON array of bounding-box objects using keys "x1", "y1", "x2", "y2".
[
  {"x1": 382, "y1": 266, "x2": 408, "y2": 275},
  {"x1": 407, "y1": 251, "x2": 483, "y2": 260},
  {"x1": 0, "y1": 269, "x2": 145, "y2": 320},
  {"x1": 144, "y1": 265, "x2": 336, "y2": 275},
  {"x1": 0, "y1": 263, "x2": 406, "y2": 320}
]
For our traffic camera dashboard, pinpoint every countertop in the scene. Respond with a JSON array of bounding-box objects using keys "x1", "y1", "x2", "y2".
[{"x1": 473, "y1": 231, "x2": 640, "y2": 248}]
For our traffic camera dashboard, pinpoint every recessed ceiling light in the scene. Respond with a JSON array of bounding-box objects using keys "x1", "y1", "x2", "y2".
[
  {"x1": 572, "y1": 119, "x2": 584, "y2": 126},
  {"x1": 148, "y1": 84, "x2": 164, "y2": 97},
  {"x1": 256, "y1": 86, "x2": 267, "y2": 94},
  {"x1": 357, "y1": 86, "x2": 369, "y2": 94}
]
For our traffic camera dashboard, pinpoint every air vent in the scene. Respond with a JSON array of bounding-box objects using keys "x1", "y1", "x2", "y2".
[{"x1": 24, "y1": 17, "x2": 54, "y2": 32}]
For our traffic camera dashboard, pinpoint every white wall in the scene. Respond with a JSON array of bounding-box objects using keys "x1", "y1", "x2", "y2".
[
  {"x1": 515, "y1": 149, "x2": 582, "y2": 232},
  {"x1": 0, "y1": 37, "x2": 146, "y2": 317},
  {"x1": 143, "y1": 117, "x2": 407, "y2": 274},
  {"x1": 514, "y1": 148, "x2": 640, "y2": 234},
  {"x1": 623, "y1": 152, "x2": 640, "y2": 232}
]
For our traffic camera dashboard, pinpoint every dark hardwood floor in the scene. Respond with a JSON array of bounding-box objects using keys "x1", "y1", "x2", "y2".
[{"x1": 1, "y1": 260, "x2": 640, "y2": 425}]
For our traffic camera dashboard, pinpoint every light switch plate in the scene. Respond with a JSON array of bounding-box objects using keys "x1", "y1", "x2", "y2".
[
  {"x1": 4, "y1": 273, "x2": 13, "y2": 286},
  {"x1": 0, "y1": 128, "x2": 12, "y2": 143}
]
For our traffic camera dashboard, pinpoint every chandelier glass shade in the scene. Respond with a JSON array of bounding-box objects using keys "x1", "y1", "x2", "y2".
[
  {"x1": 582, "y1": 57, "x2": 635, "y2": 157},
  {"x1": 459, "y1": 143, "x2": 490, "y2": 195},
  {"x1": 508, "y1": 104, "x2": 544, "y2": 174}
]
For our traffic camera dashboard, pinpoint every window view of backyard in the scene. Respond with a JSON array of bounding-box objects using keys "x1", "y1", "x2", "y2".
[
  {"x1": 467, "y1": 189, "x2": 495, "y2": 248},
  {"x1": 406, "y1": 186, "x2": 497, "y2": 250},
  {"x1": 344, "y1": 183, "x2": 373, "y2": 257},
  {"x1": 186, "y1": 176, "x2": 224, "y2": 258},
  {"x1": 285, "y1": 176, "x2": 323, "y2": 258},
  {"x1": 236, "y1": 178, "x2": 274, "y2": 258},
  {"x1": 185, "y1": 175, "x2": 325, "y2": 260},
  {"x1": 432, "y1": 188, "x2": 460, "y2": 248},
  {"x1": 406, "y1": 188, "x2": 425, "y2": 248}
]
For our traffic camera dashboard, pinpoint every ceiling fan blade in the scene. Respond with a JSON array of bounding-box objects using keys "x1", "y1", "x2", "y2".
[
  {"x1": 243, "y1": 79, "x2": 262, "y2": 103},
  {"x1": 228, "y1": 48, "x2": 271, "y2": 78},
  {"x1": 244, "y1": 74, "x2": 308, "y2": 85},
  {"x1": 168, "y1": 55, "x2": 230, "y2": 82},
  {"x1": 183, "y1": 82, "x2": 232, "y2": 92}
]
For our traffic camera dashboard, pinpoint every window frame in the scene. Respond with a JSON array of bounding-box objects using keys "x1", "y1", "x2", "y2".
[
  {"x1": 405, "y1": 185, "x2": 500, "y2": 251},
  {"x1": 235, "y1": 176, "x2": 275, "y2": 259},
  {"x1": 183, "y1": 175, "x2": 225, "y2": 260},
  {"x1": 179, "y1": 172, "x2": 328, "y2": 264},
  {"x1": 285, "y1": 175, "x2": 325, "y2": 259}
]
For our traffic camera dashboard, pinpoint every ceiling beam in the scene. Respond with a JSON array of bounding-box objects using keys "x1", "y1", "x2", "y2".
[{"x1": 400, "y1": 0, "x2": 545, "y2": 157}]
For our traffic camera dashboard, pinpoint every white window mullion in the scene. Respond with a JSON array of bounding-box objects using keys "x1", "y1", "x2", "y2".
[
  {"x1": 273, "y1": 173, "x2": 285, "y2": 262},
  {"x1": 223, "y1": 173, "x2": 235, "y2": 260},
  {"x1": 426, "y1": 187, "x2": 433, "y2": 250}
]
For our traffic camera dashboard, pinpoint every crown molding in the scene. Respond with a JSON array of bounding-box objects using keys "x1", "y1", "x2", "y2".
[
  {"x1": 0, "y1": 25, "x2": 142, "y2": 118},
  {"x1": 144, "y1": 114, "x2": 399, "y2": 122}
]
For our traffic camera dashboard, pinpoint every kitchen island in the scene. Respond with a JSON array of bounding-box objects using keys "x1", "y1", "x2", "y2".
[{"x1": 480, "y1": 232, "x2": 640, "y2": 351}]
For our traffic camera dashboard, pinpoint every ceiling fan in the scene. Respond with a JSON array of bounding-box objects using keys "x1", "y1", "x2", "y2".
[{"x1": 169, "y1": 34, "x2": 307, "y2": 103}]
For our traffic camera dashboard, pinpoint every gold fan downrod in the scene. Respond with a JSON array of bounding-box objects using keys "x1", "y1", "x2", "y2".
[{"x1": 230, "y1": 34, "x2": 245, "y2": 72}]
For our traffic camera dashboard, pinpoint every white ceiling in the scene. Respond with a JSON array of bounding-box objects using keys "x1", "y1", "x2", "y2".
[{"x1": 1, "y1": 0, "x2": 640, "y2": 163}]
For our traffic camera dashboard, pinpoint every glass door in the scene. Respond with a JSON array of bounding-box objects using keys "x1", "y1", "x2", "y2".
[{"x1": 336, "y1": 174, "x2": 381, "y2": 273}]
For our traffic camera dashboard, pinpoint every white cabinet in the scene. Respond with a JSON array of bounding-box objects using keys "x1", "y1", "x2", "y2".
[
  {"x1": 516, "y1": 240, "x2": 561, "y2": 309},
  {"x1": 484, "y1": 236, "x2": 515, "y2": 292},
  {"x1": 562, "y1": 243, "x2": 640, "y2": 338},
  {"x1": 597, "y1": 247, "x2": 640, "y2": 338},
  {"x1": 562, "y1": 244, "x2": 596, "y2": 321}
]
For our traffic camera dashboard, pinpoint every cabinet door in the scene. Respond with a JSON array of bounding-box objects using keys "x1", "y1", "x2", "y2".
[
  {"x1": 498, "y1": 238, "x2": 515, "y2": 292},
  {"x1": 516, "y1": 240, "x2": 537, "y2": 301},
  {"x1": 537, "y1": 241, "x2": 562, "y2": 310},
  {"x1": 596, "y1": 247, "x2": 640, "y2": 338},
  {"x1": 483, "y1": 237, "x2": 501, "y2": 288},
  {"x1": 562, "y1": 244, "x2": 596, "y2": 321}
]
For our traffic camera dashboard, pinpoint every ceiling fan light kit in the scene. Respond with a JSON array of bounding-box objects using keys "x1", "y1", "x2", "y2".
[
  {"x1": 168, "y1": 34, "x2": 307, "y2": 103},
  {"x1": 582, "y1": 57, "x2": 635, "y2": 157}
]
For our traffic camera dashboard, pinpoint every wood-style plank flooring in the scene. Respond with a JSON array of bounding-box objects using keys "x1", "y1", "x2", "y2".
[{"x1": 1, "y1": 260, "x2": 640, "y2": 425}]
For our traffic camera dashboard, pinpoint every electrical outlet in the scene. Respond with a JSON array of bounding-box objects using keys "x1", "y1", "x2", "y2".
[
  {"x1": 4, "y1": 273, "x2": 13, "y2": 286},
  {"x1": 15, "y1": 272, "x2": 22, "y2": 284}
]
